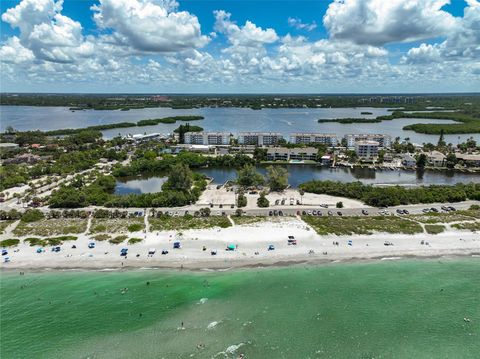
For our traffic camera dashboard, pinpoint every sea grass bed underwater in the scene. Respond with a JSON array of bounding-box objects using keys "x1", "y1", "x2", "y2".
[{"x1": 1, "y1": 260, "x2": 479, "y2": 359}]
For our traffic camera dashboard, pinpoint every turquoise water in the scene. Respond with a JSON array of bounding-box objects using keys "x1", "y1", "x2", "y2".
[{"x1": 1, "y1": 260, "x2": 479, "y2": 358}]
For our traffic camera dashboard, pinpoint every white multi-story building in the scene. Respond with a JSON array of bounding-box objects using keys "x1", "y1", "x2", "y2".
[
  {"x1": 355, "y1": 141, "x2": 379, "y2": 158},
  {"x1": 238, "y1": 132, "x2": 283, "y2": 146},
  {"x1": 289, "y1": 133, "x2": 339, "y2": 146},
  {"x1": 266, "y1": 147, "x2": 317, "y2": 161},
  {"x1": 184, "y1": 132, "x2": 230, "y2": 145},
  {"x1": 345, "y1": 134, "x2": 392, "y2": 148}
]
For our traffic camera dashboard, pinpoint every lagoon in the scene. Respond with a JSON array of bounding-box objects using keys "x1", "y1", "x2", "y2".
[
  {"x1": 1, "y1": 105, "x2": 479, "y2": 144},
  {"x1": 115, "y1": 166, "x2": 480, "y2": 194}
]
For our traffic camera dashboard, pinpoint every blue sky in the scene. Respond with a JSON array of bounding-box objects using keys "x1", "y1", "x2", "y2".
[{"x1": 0, "y1": 0, "x2": 479, "y2": 93}]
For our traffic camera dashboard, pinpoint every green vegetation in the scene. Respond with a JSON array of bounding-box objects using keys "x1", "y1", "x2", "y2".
[
  {"x1": 137, "y1": 116, "x2": 203, "y2": 127},
  {"x1": 128, "y1": 237, "x2": 143, "y2": 244},
  {"x1": 407, "y1": 210, "x2": 480, "y2": 223},
  {"x1": 91, "y1": 234, "x2": 111, "y2": 241},
  {"x1": 232, "y1": 216, "x2": 268, "y2": 226},
  {"x1": 24, "y1": 236, "x2": 77, "y2": 246},
  {"x1": 0, "y1": 220, "x2": 13, "y2": 234},
  {"x1": 127, "y1": 223, "x2": 143, "y2": 232},
  {"x1": 299, "y1": 180, "x2": 480, "y2": 207},
  {"x1": 109, "y1": 235, "x2": 128, "y2": 244},
  {"x1": 20, "y1": 209, "x2": 45, "y2": 223},
  {"x1": 451, "y1": 222, "x2": 480, "y2": 232},
  {"x1": 13, "y1": 218, "x2": 88, "y2": 237},
  {"x1": 257, "y1": 192, "x2": 270, "y2": 208},
  {"x1": 0, "y1": 238, "x2": 20, "y2": 247},
  {"x1": 424, "y1": 225, "x2": 446, "y2": 234},
  {"x1": 162, "y1": 163, "x2": 193, "y2": 191},
  {"x1": 303, "y1": 216, "x2": 423, "y2": 235},
  {"x1": 90, "y1": 218, "x2": 144, "y2": 234},
  {"x1": 237, "y1": 164, "x2": 264, "y2": 187},
  {"x1": 336, "y1": 201, "x2": 344, "y2": 209},
  {"x1": 149, "y1": 214, "x2": 231, "y2": 231},
  {"x1": 318, "y1": 110, "x2": 480, "y2": 134},
  {"x1": 266, "y1": 166, "x2": 288, "y2": 191},
  {"x1": 237, "y1": 191, "x2": 247, "y2": 207}
]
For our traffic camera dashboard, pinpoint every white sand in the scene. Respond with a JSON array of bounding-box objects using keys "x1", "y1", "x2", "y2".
[{"x1": 2, "y1": 218, "x2": 479, "y2": 270}]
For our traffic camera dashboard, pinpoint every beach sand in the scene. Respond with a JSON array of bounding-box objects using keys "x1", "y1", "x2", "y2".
[{"x1": 2, "y1": 218, "x2": 479, "y2": 270}]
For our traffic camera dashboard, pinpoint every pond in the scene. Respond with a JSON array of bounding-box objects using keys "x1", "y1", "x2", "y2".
[{"x1": 115, "y1": 165, "x2": 480, "y2": 194}]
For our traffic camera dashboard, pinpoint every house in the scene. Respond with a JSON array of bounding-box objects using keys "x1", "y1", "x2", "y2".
[
  {"x1": 455, "y1": 154, "x2": 480, "y2": 167},
  {"x1": 3, "y1": 153, "x2": 41, "y2": 164},
  {"x1": 402, "y1": 154, "x2": 417, "y2": 168},
  {"x1": 0, "y1": 143, "x2": 19, "y2": 151},
  {"x1": 426, "y1": 151, "x2": 446, "y2": 167},
  {"x1": 321, "y1": 155, "x2": 333, "y2": 165}
]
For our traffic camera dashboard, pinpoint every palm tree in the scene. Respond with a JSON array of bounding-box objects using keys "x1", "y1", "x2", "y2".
[{"x1": 299, "y1": 189, "x2": 305, "y2": 205}]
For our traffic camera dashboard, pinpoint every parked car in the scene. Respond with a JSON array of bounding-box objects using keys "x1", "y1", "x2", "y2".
[
  {"x1": 328, "y1": 211, "x2": 333, "y2": 216},
  {"x1": 362, "y1": 209, "x2": 369, "y2": 216},
  {"x1": 337, "y1": 211, "x2": 343, "y2": 216}
]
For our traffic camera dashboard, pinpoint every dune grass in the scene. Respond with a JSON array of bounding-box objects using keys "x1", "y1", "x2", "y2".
[
  {"x1": 90, "y1": 218, "x2": 144, "y2": 234},
  {"x1": 13, "y1": 219, "x2": 87, "y2": 237},
  {"x1": 451, "y1": 222, "x2": 480, "y2": 232},
  {"x1": 149, "y1": 215, "x2": 231, "y2": 231},
  {"x1": 0, "y1": 220, "x2": 14, "y2": 234},
  {"x1": 424, "y1": 224, "x2": 446, "y2": 234},
  {"x1": 0, "y1": 238, "x2": 20, "y2": 247},
  {"x1": 302, "y1": 215, "x2": 423, "y2": 235}
]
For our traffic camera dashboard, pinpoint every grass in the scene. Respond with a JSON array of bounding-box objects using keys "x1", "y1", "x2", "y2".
[
  {"x1": 128, "y1": 237, "x2": 143, "y2": 244},
  {"x1": 13, "y1": 219, "x2": 87, "y2": 237},
  {"x1": 0, "y1": 238, "x2": 20, "y2": 247},
  {"x1": 109, "y1": 235, "x2": 128, "y2": 244},
  {"x1": 232, "y1": 216, "x2": 275, "y2": 226},
  {"x1": 127, "y1": 223, "x2": 143, "y2": 232},
  {"x1": 451, "y1": 222, "x2": 480, "y2": 232},
  {"x1": 24, "y1": 236, "x2": 77, "y2": 247},
  {"x1": 407, "y1": 209, "x2": 480, "y2": 223},
  {"x1": 424, "y1": 224, "x2": 446, "y2": 234},
  {"x1": 90, "y1": 218, "x2": 144, "y2": 234},
  {"x1": 0, "y1": 220, "x2": 14, "y2": 234},
  {"x1": 149, "y1": 215, "x2": 232, "y2": 231},
  {"x1": 302, "y1": 215, "x2": 423, "y2": 235},
  {"x1": 91, "y1": 234, "x2": 111, "y2": 241}
]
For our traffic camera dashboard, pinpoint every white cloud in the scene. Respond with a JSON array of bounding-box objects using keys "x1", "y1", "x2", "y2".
[
  {"x1": 91, "y1": 0, "x2": 209, "y2": 52},
  {"x1": 0, "y1": 36, "x2": 35, "y2": 64},
  {"x1": 323, "y1": 0, "x2": 459, "y2": 46},
  {"x1": 2, "y1": 0, "x2": 92, "y2": 63},
  {"x1": 287, "y1": 17, "x2": 317, "y2": 31},
  {"x1": 214, "y1": 10, "x2": 278, "y2": 47}
]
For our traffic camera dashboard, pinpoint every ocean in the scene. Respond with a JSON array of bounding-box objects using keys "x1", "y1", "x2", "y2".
[{"x1": 1, "y1": 260, "x2": 479, "y2": 358}]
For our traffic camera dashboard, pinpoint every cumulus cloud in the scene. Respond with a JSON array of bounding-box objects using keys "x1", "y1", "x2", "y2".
[
  {"x1": 214, "y1": 10, "x2": 278, "y2": 47},
  {"x1": 323, "y1": 0, "x2": 459, "y2": 46},
  {"x1": 402, "y1": 0, "x2": 480, "y2": 63},
  {"x1": 1, "y1": 0, "x2": 93, "y2": 63},
  {"x1": 287, "y1": 17, "x2": 317, "y2": 31},
  {"x1": 91, "y1": 0, "x2": 209, "y2": 52}
]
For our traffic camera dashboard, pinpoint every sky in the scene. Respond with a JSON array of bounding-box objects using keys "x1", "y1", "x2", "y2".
[{"x1": 0, "y1": 0, "x2": 479, "y2": 93}]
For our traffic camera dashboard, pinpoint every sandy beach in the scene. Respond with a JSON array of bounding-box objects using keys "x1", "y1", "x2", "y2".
[{"x1": 2, "y1": 218, "x2": 479, "y2": 270}]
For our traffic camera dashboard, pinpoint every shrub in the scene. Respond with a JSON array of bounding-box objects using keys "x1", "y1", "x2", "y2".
[
  {"x1": 257, "y1": 192, "x2": 270, "y2": 208},
  {"x1": 92, "y1": 234, "x2": 110, "y2": 241},
  {"x1": 336, "y1": 201, "x2": 344, "y2": 208},
  {"x1": 109, "y1": 235, "x2": 128, "y2": 244},
  {"x1": 127, "y1": 223, "x2": 143, "y2": 232},
  {"x1": 237, "y1": 193, "x2": 247, "y2": 207},
  {"x1": 21, "y1": 209, "x2": 45, "y2": 223},
  {"x1": 0, "y1": 239, "x2": 20, "y2": 247},
  {"x1": 128, "y1": 237, "x2": 143, "y2": 244}
]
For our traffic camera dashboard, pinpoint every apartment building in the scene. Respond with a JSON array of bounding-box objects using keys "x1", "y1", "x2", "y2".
[
  {"x1": 184, "y1": 132, "x2": 230, "y2": 145},
  {"x1": 266, "y1": 147, "x2": 317, "y2": 161},
  {"x1": 238, "y1": 132, "x2": 283, "y2": 146},
  {"x1": 345, "y1": 134, "x2": 392, "y2": 148},
  {"x1": 289, "y1": 133, "x2": 339, "y2": 146},
  {"x1": 355, "y1": 141, "x2": 379, "y2": 158}
]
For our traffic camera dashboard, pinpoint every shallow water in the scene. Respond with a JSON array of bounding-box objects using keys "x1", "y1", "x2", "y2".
[
  {"x1": 1, "y1": 105, "x2": 478, "y2": 144},
  {"x1": 1, "y1": 260, "x2": 479, "y2": 358}
]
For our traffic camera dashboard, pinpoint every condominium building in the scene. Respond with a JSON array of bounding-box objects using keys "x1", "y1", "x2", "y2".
[
  {"x1": 355, "y1": 141, "x2": 379, "y2": 158},
  {"x1": 184, "y1": 132, "x2": 230, "y2": 145},
  {"x1": 238, "y1": 132, "x2": 283, "y2": 146},
  {"x1": 345, "y1": 134, "x2": 392, "y2": 148},
  {"x1": 266, "y1": 147, "x2": 317, "y2": 161},
  {"x1": 289, "y1": 133, "x2": 339, "y2": 146}
]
